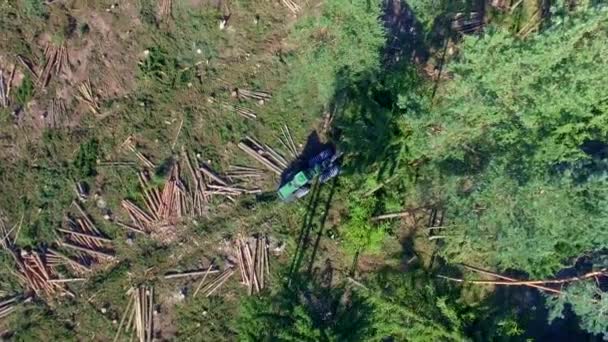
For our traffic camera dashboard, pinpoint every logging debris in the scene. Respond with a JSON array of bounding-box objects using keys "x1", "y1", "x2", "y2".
[
  {"x1": 207, "y1": 96, "x2": 257, "y2": 119},
  {"x1": 221, "y1": 100, "x2": 257, "y2": 119},
  {"x1": 226, "y1": 165, "x2": 266, "y2": 182},
  {"x1": 234, "y1": 234, "x2": 270, "y2": 295},
  {"x1": 238, "y1": 136, "x2": 290, "y2": 175}
]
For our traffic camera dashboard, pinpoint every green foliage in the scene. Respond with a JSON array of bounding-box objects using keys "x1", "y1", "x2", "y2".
[
  {"x1": 337, "y1": 64, "x2": 429, "y2": 176},
  {"x1": 10, "y1": 305, "x2": 75, "y2": 341},
  {"x1": 366, "y1": 271, "x2": 468, "y2": 341},
  {"x1": 340, "y1": 196, "x2": 387, "y2": 255},
  {"x1": 441, "y1": 173, "x2": 608, "y2": 277},
  {"x1": 176, "y1": 296, "x2": 237, "y2": 341},
  {"x1": 14, "y1": 74, "x2": 34, "y2": 106},
  {"x1": 20, "y1": 0, "x2": 47, "y2": 18},
  {"x1": 547, "y1": 281, "x2": 608, "y2": 339},
  {"x1": 402, "y1": 8, "x2": 608, "y2": 277},
  {"x1": 420, "y1": 11, "x2": 608, "y2": 172},
  {"x1": 72, "y1": 139, "x2": 99, "y2": 179},
  {"x1": 283, "y1": 0, "x2": 385, "y2": 111},
  {"x1": 238, "y1": 282, "x2": 374, "y2": 341},
  {"x1": 138, "y1": 47, "x2": 196, "y2": 88}
]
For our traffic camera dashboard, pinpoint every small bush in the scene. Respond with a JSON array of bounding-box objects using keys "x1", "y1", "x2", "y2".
[{"x1": 72, "y1": 139, "x2": 99, "y2": 178}]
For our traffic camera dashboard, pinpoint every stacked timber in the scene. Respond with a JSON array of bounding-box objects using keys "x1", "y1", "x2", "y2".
[{"x1": 234, "y1": 234, "x2": 270, "y2": 295}]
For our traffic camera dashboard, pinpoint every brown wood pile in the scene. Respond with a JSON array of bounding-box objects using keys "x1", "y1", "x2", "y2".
[
  {"x1": 13, "y1": 249, "x2": 74, "y2": 298},
  {"x1": 119, "y1": 154, "x2": 260, "y2": 241},
  {"x1": 46, "y1": 98, "x2": 67, "y2": 128},
  {"x1": 0, "y1": 65, "x2": 15, "y2": 108},
  {"x1": 76, "y1": 79, "x2": 100, "y2": 115},
  {"x1": 0, "y1": 218, "x2": 75, "y2": 299},
  {"x1": 56, "y1": 202, "x2": 115, "y2": 272},
  {"x1": 238, "y1": 136, "x2": 289, "y2": 175},
  {"x1": 234, "y1": 234, "x2": 270, "y2": 295},
  {"x1": 114, "y1": 285, "x2": 155, "y2": 342},
  {"x1": 37, "y1": 42, "x2": 70, "y2": 88}
]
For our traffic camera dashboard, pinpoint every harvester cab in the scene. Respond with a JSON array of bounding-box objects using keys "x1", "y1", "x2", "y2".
[{"x1": 277, "y1": 148, "x2": 341, "y2": 202}]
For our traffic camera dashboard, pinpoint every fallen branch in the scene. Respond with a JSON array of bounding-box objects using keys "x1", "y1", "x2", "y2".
[
  {"x1": 439, "y1": 269, "x2": 607, "y2": 287},
  {"x1": 164, "y1": 268, "x2": 221, "y2": 279},
  {"x1": 461, "y1": 264, "x2": 562, "y2": 295}
]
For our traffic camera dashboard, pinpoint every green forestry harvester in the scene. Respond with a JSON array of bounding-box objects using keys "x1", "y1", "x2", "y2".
[{"x1": 277, "y1": 149, "x2": 341, "y2": 202}]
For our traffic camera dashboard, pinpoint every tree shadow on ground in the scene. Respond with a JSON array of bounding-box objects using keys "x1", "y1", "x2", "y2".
[
  {"x1": 382, "y1": 0, "x2": 430, "y2": 66},
  {"x1": 468, "y1": 281, "x2": 597, "y2": 341},
  {"x1": 332, "y1": 0, "x2": 484, "y2": 181},
  {"x1": 287, "y1": 175, "x2": 338, "y2": 287}
]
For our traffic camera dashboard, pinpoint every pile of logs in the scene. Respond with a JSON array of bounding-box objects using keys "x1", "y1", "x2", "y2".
[
  {"x1": 76, "y1": 79, "x2": 100, "y2": 115},
  {"x1": 122, "y1": 136, "x2": 156, "y2": 169},
  {"x1": 0, "y1": 65, "x2": 15, "y2": 108},
  {"x1": 233, "y1": 88, "x2": 272, "y2": 103},
  {"x1": 238, "y1": 136, "x2": 289, "y2": 175},
  {"x1": 182, "y1": 151, "x2": 210, "y2": 216},
  {"x1": 37, "y1": 42, "x2": 70, "y2": 88},
  {"x1": 119, "y1": 154, "x2": 260, "y2": 241},
  {"x1": 46, "y1": 98, "x2": 67, "y2": 128},
  {"x1": 0, "y1": 217, "x2": 75, "y2": 299},
  {"x1": 14, "y1": 250, "x2": 74, "y2": 298},
  {"x1": 114, "y1": 285, "x2": 155, "y2": 342},
  {"x1": 234, "y1": 235, "x2": 270, "y2": 295},
  {"x1": 56, "y1": 202, "x2": 115, "y2": 271}
]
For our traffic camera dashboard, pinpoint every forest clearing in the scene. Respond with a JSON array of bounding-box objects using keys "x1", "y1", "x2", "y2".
[{"x1": 0, "y1": 0, "x2": 607, "y2": 340}]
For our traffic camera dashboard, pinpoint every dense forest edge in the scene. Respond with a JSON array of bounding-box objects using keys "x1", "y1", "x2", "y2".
[{"x1": 0, "y1": 0, "x2": 607, "y2": 340}]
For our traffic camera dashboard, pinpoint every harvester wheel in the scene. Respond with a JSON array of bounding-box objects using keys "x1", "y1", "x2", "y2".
[{"x1": 319, "y1": 165, "x2": 340, "y2": 183}]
